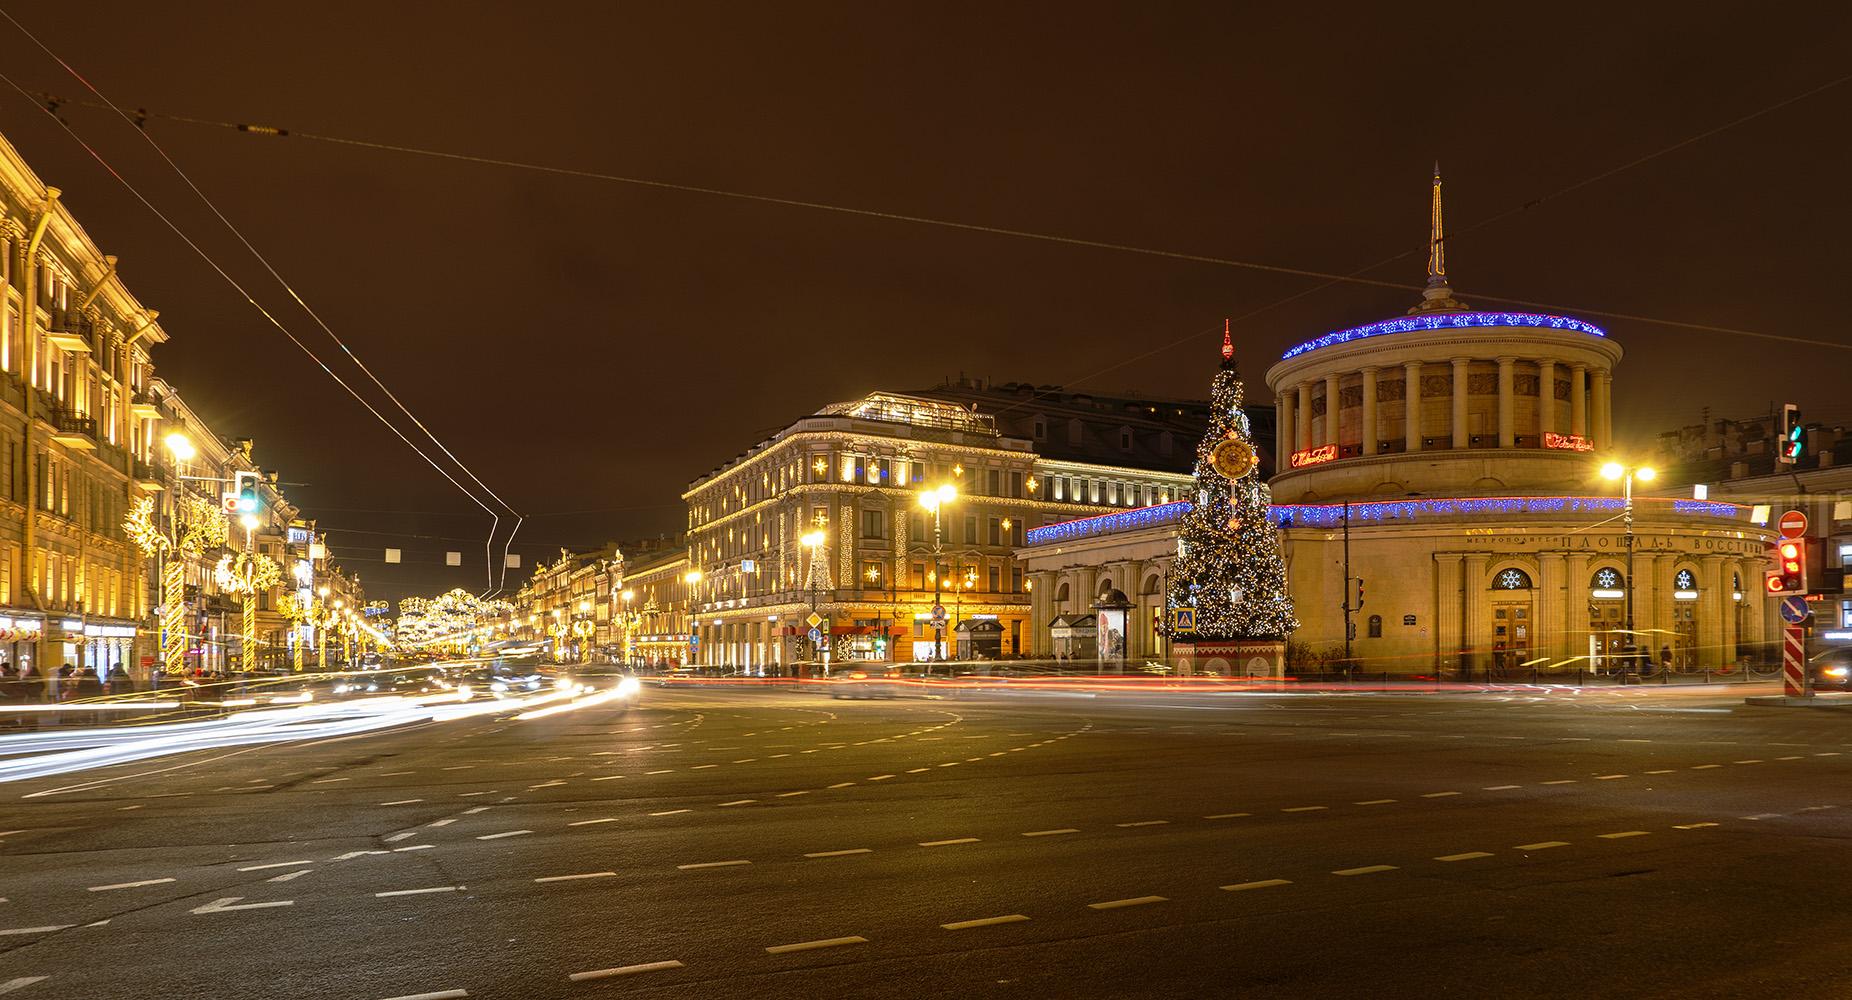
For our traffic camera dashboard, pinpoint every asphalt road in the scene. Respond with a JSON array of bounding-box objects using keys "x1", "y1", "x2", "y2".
[{"x1": 0, "y1": 682, "x2": 1847, "y2": 999}]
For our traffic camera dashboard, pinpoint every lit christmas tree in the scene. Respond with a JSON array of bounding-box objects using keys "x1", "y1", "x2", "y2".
[{"x1": 1161, "y1": 325, "x2": 1298, "y2": 641}]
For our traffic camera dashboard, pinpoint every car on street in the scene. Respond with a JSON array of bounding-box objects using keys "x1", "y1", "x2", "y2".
[
  {"x1": 569, "y1": 666, "x2": 643, "y2": 709},
  {"x1": 832, "y1": 668, "x2": 900, "y2": 699},
  {"x1": 1807, "y1": 646, "x2": 1852, "y2": 692}
]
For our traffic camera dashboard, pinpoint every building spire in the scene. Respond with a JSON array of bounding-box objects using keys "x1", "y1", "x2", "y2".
[{"x1": 1408, "y1": 161, "x2": 1468, "y2": 314}]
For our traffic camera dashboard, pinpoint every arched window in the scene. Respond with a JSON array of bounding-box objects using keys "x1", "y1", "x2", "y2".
[
  {"x1": 1592, "y1": 567, "x2": 1622, "y2": 590},
  {"x1": 1674, "y1": 568, "x2": 1697, "y2": 591},
  {"x1": 1367, "y1": 614, "x2": 1382, "y2": 638},
  {"x1": 1494, "y1": 568, "x2": 1533, "y2": 590}
]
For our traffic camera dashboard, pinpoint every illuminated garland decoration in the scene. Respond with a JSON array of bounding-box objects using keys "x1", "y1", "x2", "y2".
[
  {"x1": 1280, "y1": 312, "x2": 1607, "y2": 361},
  {"x1": 393, "y1": 588, "x2": 515, "y2": 646},
  {"x1": 215, "y1": 552, "x2": 283, "y2": 594},
  {"x1": 1026, "y1": 496, "x2": 1747, "y2": 545},
  {"x1": 123, "y1": 496, "x2": 171, "y2": 556}
]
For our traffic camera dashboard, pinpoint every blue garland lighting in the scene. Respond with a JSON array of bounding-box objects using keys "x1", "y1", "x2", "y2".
[
  {"x1": 1281, "y1": 312, "x2": 1608, "y2": 360},
  {"x1": 1026, "y1": 496, "x2": 1745, "y2": 545}
]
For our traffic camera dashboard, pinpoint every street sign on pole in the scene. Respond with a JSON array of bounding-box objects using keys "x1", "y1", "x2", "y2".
[
  {"x1": 1778, "y1": 510, "x2": 1808, "y2": 538},
  {"x1": 1780, "y1": 596, "x2": 1809, "y2": 625},
  {"x1": 807, "y1": 627, "x2": 822, "y2": 643}
]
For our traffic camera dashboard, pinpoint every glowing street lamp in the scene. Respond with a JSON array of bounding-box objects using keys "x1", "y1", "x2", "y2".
[
  {"x1": 1601, "y1": 461, "x2": 1655, "y2": 675},
  {"x1": 918, "y1": 485, "x2": 957, "y2": 659}
]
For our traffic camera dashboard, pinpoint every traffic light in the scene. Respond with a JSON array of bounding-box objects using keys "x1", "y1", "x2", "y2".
[
  {"x1": 1766, "y1": 539, "x2": 1807, "y2": 595},
  {"x1": 233, "y1": 470, "x2": 261, "y2": 514},
  {"x1": 1355, "y1": 577, "x2": 1364, "y2": 609},
  {"x1": 1778, "y1": 403, "x2": 1803, "y2": 463}
]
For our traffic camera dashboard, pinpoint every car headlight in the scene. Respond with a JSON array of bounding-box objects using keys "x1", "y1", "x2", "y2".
[
  {"x1": 490, "y1": 681, "x2": 508, "y2": 692},
  {"x1": 617, "y1": 677, "x2": 640, "y2": 696},
  {"x1": 1825, "y1": 666, "x2": 1849, "y2": 678}
]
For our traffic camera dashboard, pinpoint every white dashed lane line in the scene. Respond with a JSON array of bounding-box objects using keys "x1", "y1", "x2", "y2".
[
  {"x1": 677, "y1": 861, "x2": 749, "y2": 870},
  {"x1": 375, "y1": 886, "x2": 463, "y2": 898},
  {"x1": 1088, "y1": 896, "x2": 1166, "y2": 909},
  {"x1": 1332, "y1": 865, "x2": 1398, "y2": 876},
  {"x1": 649, "y1": 810, "x2": 691, "y2": 817},
  {"x1": 943, "y1": 915, "x2": 1029, "y2": 930},
  {"x1": 1598, "y1": 831, "x2": 1650, "y2": 839},
  {"x1": 921, "y1": 838, "x2": 979, "y2": 847},
  {"x1": 535, "y1": 872, "x2": 615, "y2": 883},
  {"x1": 804, "y1": 849, "x2": 871, "y2": 858},
  {"x1": 1222, "y1": 879, "x2": 1291, "y2": 891},
  {"x1": 374, "y1": 990, "x2": 469, "y2": 1000},
  {"x1": 569, "y1": 961, "x2": 685, "y2": 981},
  {"x1": 192, "y1": 897, "x2": 294, "y2": 913},
  {"x1": 238, "y1": 861, "x2": 312, "y2": 872},
  {"x1": 88, "y1": 878, "x2": 175, "y2": 892},
  {"x1": 718, "y1": 800, "x2": 755, "y2": 807},
  {"x1": 766, "y1": 936, "x2": 868, "y2": 954},
  {"x1": 1022, "y1": 829, "x2": 1078, "y2": 837},
  {"x1": 1435, "y1": 852, "x2": 1494, "y2": 861},
  {"x1": 476, "y1": 830, "x2": 532, "y2": 840},
  {"x1": 568, "y1": 818, "x2": 618, "y2": 826},
  {"x1": 0, "y1": 926, "x2": 71, "y2": 936},
  {"x1": 1515, "y1": 841, "x2": 1568, "y2": 850},
  {"x1": 0, "y1": 978, "x2": 48, "y2": 994}
]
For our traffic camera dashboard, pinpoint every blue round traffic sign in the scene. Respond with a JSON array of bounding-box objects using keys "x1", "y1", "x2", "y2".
[
  {"x1": 1780, "y1": 597, "x2": 1808, "y2": 625},
  {"x1": 808, "y1": 627, "x2": 823, "y2": 643}
]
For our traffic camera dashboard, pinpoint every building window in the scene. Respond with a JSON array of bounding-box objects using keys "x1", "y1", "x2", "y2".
[
  {"x1": 987, "y1": 517, "x2": 1001, "y2": 546},
  {"x1": 988, "y1": 566, "x2": 1001, "y2": 592},
  {"x1": 1674, "y1": 568, "x2": 1697, "y2": 591},
  {"x1": 987, "y1": 469, "x2": 1000, "y2": 496},
  {"x1": 1368, "y1": 614, "x2": 1382, "y2": 638},
  {"x1": 1033, "y1": 420, "x2": 1045, "y2": 440},
  {"x1": 1120, "y1": 429, "x2": 1132, "y2": 451},
  {"x1": 1012, "y1": 567, "x2": 1023, "y2": 593},
  {"x1": 910, "y1": 461, "x2": 924, "y2": 484},
  {"x1": 863, "y1": 561, "x2": 884, "y2": 589},
  {"x1": 1494, "y1": 568, "x2": 1533, "y2": 590},
  {"x1": 1010, "y1": 471, "x2": 1023, "y2": 497},
  {"x1": 862, "y1": 509, "x2": 885, "y2": 539},
  {"x1": 964, "y1": 515, "x2": 977, "y2": 545},
  {"x1": 1592, "y1": 567, "x2": 1622, "y2": 590},
  {"x1": 912, "y1": 562, "x2": 926, "y2": 591}
]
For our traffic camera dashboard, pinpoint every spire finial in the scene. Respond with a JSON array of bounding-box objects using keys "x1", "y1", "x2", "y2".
[
  {"x1": 1407, "y1": 161, "x2": 1468, "y2": 314},
  {"x1": 1221, "y1": 319, "x2": 1233, "y2": 361},
  {"x1": 1426, "y1": 161, "x2": 1444, "y2": 286}
]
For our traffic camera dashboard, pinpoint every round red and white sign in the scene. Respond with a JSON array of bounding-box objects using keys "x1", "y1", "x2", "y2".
[{"x1": 1778, "y1": 510, "x2": 1808, "y2": 538}]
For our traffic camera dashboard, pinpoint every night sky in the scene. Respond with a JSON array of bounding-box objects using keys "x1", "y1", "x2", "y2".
[{"x1": 3, "y1": 3, "x2": 1848, "y2": 601}]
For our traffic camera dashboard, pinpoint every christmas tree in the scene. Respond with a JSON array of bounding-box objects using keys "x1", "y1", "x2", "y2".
[{"x1": 1161, "y1": 325, "x2": 1298, "y2": 641}]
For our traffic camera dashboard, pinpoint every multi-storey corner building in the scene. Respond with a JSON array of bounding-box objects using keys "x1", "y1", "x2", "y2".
[
  {"x1": 681, "y1": 390, "x2": 1201, "y2": 671},
  {"x1": 0, "y1": 132, "x2": 172, "y2": 681}
]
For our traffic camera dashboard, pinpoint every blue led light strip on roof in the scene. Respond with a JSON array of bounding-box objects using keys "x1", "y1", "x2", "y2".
[
  {"x1": 1024, "y1": 496, "x2": 1742, "y2": 545},
  {"x1": 1281, "y1": 312, "x2": 1608, "y2": 361}
]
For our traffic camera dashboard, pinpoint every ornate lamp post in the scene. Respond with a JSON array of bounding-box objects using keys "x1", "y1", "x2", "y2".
[
  {"x1": 124, "y1": 432, "x2": 229, "y2": 687},
  {"x1": 918, "y1": 484, "x2": 956, "y2": 660},
  {"x1": 1601, "y1": 461, "x2": 1656, "y2": 675}
]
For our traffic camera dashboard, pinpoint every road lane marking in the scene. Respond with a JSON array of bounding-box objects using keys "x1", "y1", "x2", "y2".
[
  {"x1": 921, "y1": 838, "x2": 978, "y2": 846},
  {"x1": 192, "y1": 897, "x2": 295, "y2": 913},
  {"x1": 646, "y1": 770, "x2": 674, "y2": 775},
  {"x1": 1354, "y1": 799, "x2": 1396, "y2": 806},
  {"x1": 766, "y1": 936, "x2": 868, "y2": 953},
  {"x1": 441, "y1": 766, "x2": 474, "y2": 770},
  {"x1": 906, "y1": 768, "x2": 931, "y2": 773},
  {"x1": 1205, "y1": 813, "x2": 1251, "y2": 819},
  {"x1": 476, "y1": 830, "x2": 532, "y2": 840},
  {"x1": 0, "y1": 926, "x2": 72, "y2": 935},
  {"x1": 777, "y1": 791, "x2": 810, "y2": 797},
  {"x1": 1599, "y1": 831, "x2": 1650, "y2": 839},
  {"x1": 1691, "y1": 765, "x2": 1722, "y2": 770},
  {"x1": 568, "y1": 818, "x2": 619, "y2": 826},
  {"x1": 1482, "y1": 786, "x2": 1520, "y2": 791},
  {"x1": 591, "y1": 776, "x2": 625, "y2": 781},
  {"x1": 1435, "y1": 852, "x2": 1494, "y2": 861},
  {"x1": 381, "y1": 799, "x2": 423, "y2": 805},
  {"x1": 1645, "y1": 770, "x2": 1675, "y2": 774},
  {"x1": 88, "y1": 878, "x2": 176, "y2": 891},
  {"x1": 569, "y1": 960, "x2": 686, "y2": 981},
  {"x1": 677, "y1": 861, "x2": 750, "y2": 869},
  {"x1": 1221, "y1": 879, "x2": 1291, "y2": 891},
  {"x1": 426, "y1": 819, "x2": 456, "y2": 827},
  {"x1": 311, "y1": 778, "x2": 349, "y2": 784},
  {"x1": 1116, "y1": 821, "x2": 1169, "y2": 827},
  {"x1": 1673, "y1": 822, "x2": 1720, "y2": 829},
  {"x1": 384, "y1": 832, "x2": 418, "y2": 843},
  {"x1": 804, "y1": 849, "x2": 872, "y2": 858},
  {"x1": 536, "y1": 872, "x2": 616, "y2": 882},
  {"x1": 828, "y1": 782, "x2": 855, "y2": 789},
  {"x1": 331, "y1": 851, "x2": 388, "y2": 861},
  {"x1": 0, "y1": 978, "x2": 48, "y2": 994},
  {"x1": 649, "y1": 810, "x2": 691, "y2": 817},
  {"x1": 268, "y1": 870, "x2": 312, "y2": 882},
  {"x1": 719, "y1": 800, "x2": 756, "y2": 807},
  {"x1": 381, "y1": 771, "x2": 417, "y2": 776},
  {"x1": 375, "y1": 886, "x2": 462, "y2": 897},
  {"x1": 1541, "y1": 780, "x2": 1576, "y2": 785},
  {"x1": 733, "y1": 759, "x2": 756, "y2": 763},
  {"x1": 1421, "y1": 792, "x2": 1462, "y2": 798},
  {"x1": 1594, "y1": 775, "x2": 1628, "y2": 780},
  {"x1": 938, "y1": 763, "x2": 959, "y2": 767},
  {"x1": 1516, "y1": 841, "x2": 1569, "y2": 850},
  {"x1": 1333, "y1": 865, "x2": 1398, "y2": 875},
  {"x1": 942, "y1": 915, "x2": 1029, "y2": 930},
  {"x1": 691, "y1": 765, "x2": 718, "y2": 770},
  {"x1": 462, "y1": 807, "x2": 490, "y2": 814},
  {"x1": 1776, "y1": 756, "x2": 1804, "y2": 760},
  {"x1": 376, "y1": 991, "x2": 469, "y2": 1000},
  {"x1": 1733, "y1": 760, "x2": 1763, "y2": 765},
  {"x1": 1022, "y1": 829, "x2": 1078, "y2": 837},
  {"x1": 1088, "y1": 896, "x2": 1166, "y2": 909},
  {"x1": 1283, "y1": 806, "x2": 1328, "y2": 812},
  {"x1": 238, "y1": 861, "x2": 313, "y2": 871}
]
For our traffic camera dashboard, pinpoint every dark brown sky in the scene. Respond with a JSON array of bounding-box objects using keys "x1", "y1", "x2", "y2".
[{"x1": 5, "y1": 2, "x2": 1849, "y2": 600}]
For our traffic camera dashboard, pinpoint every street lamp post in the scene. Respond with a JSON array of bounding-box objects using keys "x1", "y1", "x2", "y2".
[
  {"x1": 918, "y1": 485, "x2": 956, "y2": 661},
  {"x1": 1601, "y1": 461, "x2": 1656, "y2": 677},
  {"x1": 683, "y1": 570, "x2": 702, "y2": 669}
]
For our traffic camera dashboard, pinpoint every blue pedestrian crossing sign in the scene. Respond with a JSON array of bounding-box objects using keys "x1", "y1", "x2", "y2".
[{"x1": 1173, "y1": 607, "x2": 1196, "y2": 634}]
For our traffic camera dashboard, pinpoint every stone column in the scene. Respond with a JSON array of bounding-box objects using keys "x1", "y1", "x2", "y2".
[
  {"x1": 1277, "y1": 393, "x2": 1294, "y2": 468},
  {"x1": 1404, "y1": 360, "x2": 1423, "y2": 453},
  {"x1": 1434, "y1": 553, "x2": 1463, "y2": 677},
  {"x1": 1497, "y1": 356, "x2": 1516, "y2": 448},
  {"x1": 1699, "y1": 554, "x2": 1726, "y2": 669},
  {"x1": 1296, "y1": 382, "x2": 1312, "y2": 453},
  {"x1": 1570, "y1": 364, "x2": 1587, "y2": 438},
  {"x1": 1451, "y1": 357, "x2": 1470, "y2": 449},
  {"x1": 1361, "y1": 365, "x2": 1379, "y2": 456},
  {"x1": 1743, "y1": 564, "x2": 1768, "y2": 666},
  {"x1": 1536, "y1": 359, "x2": 1556, "y2": 437},
  {"x1": 1538, "y1": 551, "x2": 1566, "y2": 666},
  {"x1": 1564, "y1": 552, "x2": 1590, "y2": 665},
  {"x1": 1720, "y1": 558, "x2": 1742, "y2": 667},
  {"x1": 1324, "y1": 373, "x2": 1341, "y2": 448},
  {"x1": 1463, "y1": 553, "x2": 1490, "y2": 676},
  {"x1": 1648, "y1": 553, "x2": 1675, "y2": 664},
  {"x1": 1594, "y1": 369, "x2": 1613, "y2": 452}
]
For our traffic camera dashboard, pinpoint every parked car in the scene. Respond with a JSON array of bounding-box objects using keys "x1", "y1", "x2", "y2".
[{"x1": 1807, "y1": 647, "x2": 1852, "y2": 692}]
